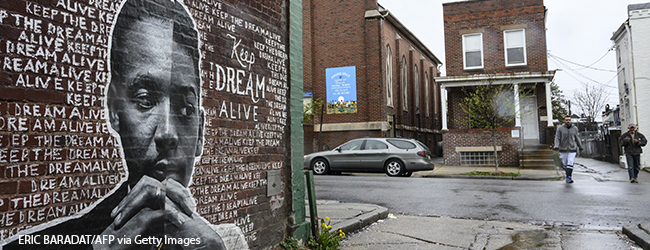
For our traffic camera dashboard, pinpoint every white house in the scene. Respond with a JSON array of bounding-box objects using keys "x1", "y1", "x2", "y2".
[{"x1": 612, "y1": 2, "x2": 650, "y2": 167}]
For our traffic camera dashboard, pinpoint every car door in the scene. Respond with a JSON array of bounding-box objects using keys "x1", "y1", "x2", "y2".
[
  {"x1": 327, "y1": 140, "x2": 364, "y2": 170},
  {"x1": 356, "y1": 140, "x2": 390, "y2": 171}
]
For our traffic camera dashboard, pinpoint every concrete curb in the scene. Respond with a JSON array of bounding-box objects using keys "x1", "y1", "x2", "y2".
[
  {"x1": 422, "y1": 174, "x2": 561, "y2": 181},
  {"x1": 330, "y1": 206, "x2": 389, "y2": 234},
  {"x1": 513, "y1": 176, "x2": 563, "y2": 181},
  {"x1": 623, "y1": 223, "x2": 650, "y2": 250}
]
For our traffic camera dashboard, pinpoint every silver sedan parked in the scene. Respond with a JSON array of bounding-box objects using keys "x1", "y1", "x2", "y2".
[{"x1": 303, "y1": 138, "x2": 435, "y2": 177}]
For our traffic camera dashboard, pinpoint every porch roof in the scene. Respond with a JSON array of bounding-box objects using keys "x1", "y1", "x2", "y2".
[{"x1": 434, "y1": 71, "x2": 556, "y2": 88}]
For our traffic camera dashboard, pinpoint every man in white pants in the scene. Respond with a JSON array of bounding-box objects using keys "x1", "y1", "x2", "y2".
[{"x1": 554, "y1": 116, "x2": 583, "y2": 183}]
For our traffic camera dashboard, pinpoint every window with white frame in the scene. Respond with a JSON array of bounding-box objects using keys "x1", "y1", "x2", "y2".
[
  {"x1": 504, "y1": 29, "x2": 526, "y2": 66},
  {"x1": 402, "y1": 57, "x2": 408, "y2": 110},
  {"x1": 414, "y1": 65, "x2": 419, "y2": 112},
  {"x1": 463, "y1": 33, "x2": 483, "y2": 69},
  {"x1": 425, "y1": 72, "x2": 429, "y2": 116},
  {"x1": 386, "y1": 45, "x2": 393, "y2": 107}
]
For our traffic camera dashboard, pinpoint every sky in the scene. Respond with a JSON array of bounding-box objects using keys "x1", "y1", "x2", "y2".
[{"x1": 379, "y1": 0, "x2": 641, "y2": 117}]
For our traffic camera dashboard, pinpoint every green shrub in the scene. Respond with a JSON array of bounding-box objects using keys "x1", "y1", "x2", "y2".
[{"x1": 280, "y1": 237, "x2": 301, "y2": 249}]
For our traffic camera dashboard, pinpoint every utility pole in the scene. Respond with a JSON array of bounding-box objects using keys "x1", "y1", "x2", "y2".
[{"x1": 568, "y1": 100, "x2": 571, "y2": 116}]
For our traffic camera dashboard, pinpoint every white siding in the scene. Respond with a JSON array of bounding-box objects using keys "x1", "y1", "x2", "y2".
[{"x1": 630, "y1": 8, "x2": 650, "y2": 167}]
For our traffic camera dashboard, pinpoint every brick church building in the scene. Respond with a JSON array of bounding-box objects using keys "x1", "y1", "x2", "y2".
[{"x1": 302, "y1": 0, "x2": 443, "y2": 154}]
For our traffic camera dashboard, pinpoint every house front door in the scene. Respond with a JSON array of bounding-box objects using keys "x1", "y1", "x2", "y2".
[{"x1": 520, "y1": 95, "x2": 539, "y2": 141}]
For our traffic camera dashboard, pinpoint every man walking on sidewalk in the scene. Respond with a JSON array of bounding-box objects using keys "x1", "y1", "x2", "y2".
[
  {"x1": 554, "y1": 116, "x2": 583, "y2": 183},
  {"x1": 619, "y1": 124, "x2": 647, "y2": 183}
]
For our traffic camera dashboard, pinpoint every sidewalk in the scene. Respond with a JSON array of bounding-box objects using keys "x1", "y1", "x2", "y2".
[
  {"x1": 351, "y1": 158, "x2": 565, "y2": 180},
  {"x1": 306, "y1": 200, "x2": 564, "y2": 249},
  {"x1": 414, "y1": 164, "x2": 564, "y2": 180},
  {"x1": 572, "y1": 158, "x2": 650, "y2": 250},
  {"x1": 306, "y1": 200, "x2": 389, "y2": 235}
]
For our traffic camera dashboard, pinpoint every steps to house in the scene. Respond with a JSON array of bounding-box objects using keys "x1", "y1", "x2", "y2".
[{"x1": 520, "y1": 144, "x2": 557, "y2": 169}]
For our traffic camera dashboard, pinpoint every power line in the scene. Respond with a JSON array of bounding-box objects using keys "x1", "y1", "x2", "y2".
[
  {"x1": 548, "y1": 55, "x2": 617, "y2": 89},
  {"x1": 584, "y1": 48, "x2": 613, "y2": 68},
  {"x1": 547, "y1": 52, "x2": 617, "y2": 73}
]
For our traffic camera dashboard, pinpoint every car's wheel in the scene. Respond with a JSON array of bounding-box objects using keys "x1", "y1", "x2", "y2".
[
  {"x1": 385, "y1": 159, "x2": 405, "y2": 177},
  {"x1": 311, "y1": 158, "x2": 329, "y2": 175},
  {"x1": 402, "y1": 171, "x2": 412, "y2": 177}
]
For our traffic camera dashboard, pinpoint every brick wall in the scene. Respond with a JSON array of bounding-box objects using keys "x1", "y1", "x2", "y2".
[
  {"x1": 443, "y1": 0, "x2": 548, "y2": 76},
  {"x1": 303, "y1": 0, "x2": 380, "y2": 125},
  {"x1": 442, "y1": 128, "x2": 521, "y2": 166},
  {"x1": 0, "y1": 0, "x2": 292, "y2": 248},
  {"x1": 303, "y1": 125, "x2": 314, "y2": 154},
  {"x1": 302, "y1": 0, "x2": 442, "y2": 153},
  {"x1": 381, "y1": 19, "x2": 442, "y2": 152}
]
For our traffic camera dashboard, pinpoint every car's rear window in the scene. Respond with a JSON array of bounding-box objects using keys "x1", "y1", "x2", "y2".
[
  {"x1": 415, "y1": 141, "x2": 430, "y2": 152},
  {"x1": 386, "y1": 139, "x2": 416, "y2": 149}
]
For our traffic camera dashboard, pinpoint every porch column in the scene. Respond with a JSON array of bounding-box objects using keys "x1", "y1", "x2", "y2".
[
  {"x1": 514, "y1": 83, "x2": 521, "y2": 127},
  {"x1": 545, "y1": 81, "x2": 553, "y2": 127},
  {"x1": 441, "y1": 86, "x2": 448, "y2": 130}
]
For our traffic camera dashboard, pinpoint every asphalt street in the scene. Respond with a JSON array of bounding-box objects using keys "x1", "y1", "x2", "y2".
[{"x1": 312, "y1": 158, "x2": 648, "y2": 249}]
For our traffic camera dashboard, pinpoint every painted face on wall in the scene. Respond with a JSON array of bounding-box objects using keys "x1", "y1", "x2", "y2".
[{"x1": 108, "y1": 17, "x2": 204, "y2": 188}]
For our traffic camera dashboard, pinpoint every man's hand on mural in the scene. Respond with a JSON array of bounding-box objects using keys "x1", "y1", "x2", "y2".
[
  {"x1": 93, "y1": 176, "x2": 225, "y2": 249},
  {"x1": 163, "y1": 178, "x2": 197, "y2": 218},
  {"x1": 111, "y1": 176, "x2": 170, "y2": 229},
  {"x1": 162, "y1": 179, "x2": 227, "y2": 249},
  {"x1": 92, "y1": 176, "x2": 167, "y2": 249}
]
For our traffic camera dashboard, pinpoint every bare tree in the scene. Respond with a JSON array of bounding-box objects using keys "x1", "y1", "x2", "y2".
[{"x1": 572, "y1": 83, "x2": 611, "y2": 122}]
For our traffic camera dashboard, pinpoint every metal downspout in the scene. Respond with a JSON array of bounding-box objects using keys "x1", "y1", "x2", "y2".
[{"x1": 625, "y1": 22, "x2": 638, "y2": 127}]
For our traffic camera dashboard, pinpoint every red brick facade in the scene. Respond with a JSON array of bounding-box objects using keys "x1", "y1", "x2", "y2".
[
  {"x1": 443, "y1": 128, "x2": 521, "y2": 166},
  {"x1": 443, "y1": 0, "x2": 548, "y2": 75},
  {"x1": 303, "y1": 0, "x2": 443, "y2": 154},
  {"x1": 440, "y1": 0, "x2": 553, "y2": 166}
]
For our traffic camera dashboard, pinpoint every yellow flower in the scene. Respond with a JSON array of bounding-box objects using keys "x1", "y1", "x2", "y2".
[
  {"x1": 327, "y1": 225, "x2": 331, "y2": 229},
  {"x1": 322, "y1": 223, "x2": 327, "y2": 228},
  {"x1": 326, "y1": 216, "x2": 330, "y2": 221}
]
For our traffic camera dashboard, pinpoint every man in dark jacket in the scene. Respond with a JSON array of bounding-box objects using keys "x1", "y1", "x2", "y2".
[
  {"x1": 619, "y1": 124, "x2": 647, "y2": 183},
  {"x1": 554, "y1": 116, "x2": 583, "y2": 183}
]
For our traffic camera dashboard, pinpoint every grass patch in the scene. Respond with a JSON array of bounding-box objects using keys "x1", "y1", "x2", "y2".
[{"x1": 462, "y1": 171, "x2": 520, "y2": 177}]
